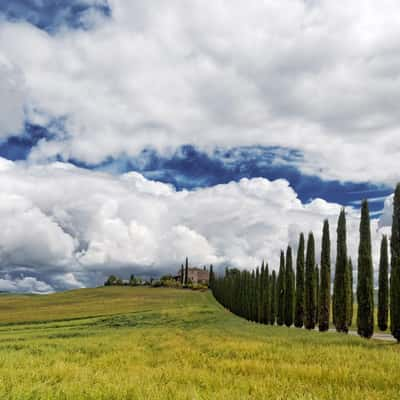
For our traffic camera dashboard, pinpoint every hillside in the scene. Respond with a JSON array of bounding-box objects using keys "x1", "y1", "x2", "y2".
[{"x1": 0, "y1": 287, "x2": 398, "y2": 399}]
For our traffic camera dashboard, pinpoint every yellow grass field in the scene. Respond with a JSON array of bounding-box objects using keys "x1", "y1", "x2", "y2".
[{"x1": 0, "y1": 287, "x2": 398, "y2": 399}]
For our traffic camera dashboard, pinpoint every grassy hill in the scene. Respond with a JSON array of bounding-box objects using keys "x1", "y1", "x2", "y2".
[{"x1": 0, "y1": 287, "x2": 398, "y2": 399}]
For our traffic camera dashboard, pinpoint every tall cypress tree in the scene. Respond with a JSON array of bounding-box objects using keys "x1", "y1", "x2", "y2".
[
  {"x1": 263, "y1": 263, "x2": 270, "y2": 324},
  {"x1": 333, "y1": 209, "x2": 349, "y2": 333},
  {"x1": 346, "y1": 258, "x2": 354, "y2": 327},
  {"x1": 260, "y1": 262, "x2": 265, "y2": 323},
  {"x1": 180, "y1": 264, "x2": 184, "y2": 285},
  {"x1": 284, "y1": 246, "x2": 295, "y2": 327},
  {"x1": 357, "y1": 200, "x2": 374, "y2": 338},
  {"x1": 390, "y1": 184, "x2": 400, "y2": 341},
  {"x1": 277, "y1": 251, "x2": 286, "y2": 326},
  {"x1": 304, "y1": 232, "x2": 316, "y2": 330},
  {"x1": 184, "y1": 257, "x2": 189, "y2": 285},
  {"x1": 319, "y1": 220, "x2": 330, "y2": 332},
  {"x1": 270, "y1": 271, "x2": 276, "y2": 325},
  {"x1": 256, "y1": 267, "x2": 261, "y2": 323},
  {"x1": 250, "y1": 270, "x2": 256, "y2": 321},
  {"x1": 294, "y1": 233, "x2": 305, "y2": 328},
  {"x1": 209, "y1": 264, "x2": 214, "y2": 290},
  {"x1": 246, "y1": 270, "x2": 251, "y2": 320},
  {"x1": 315, "y1": 264, "x2": 320, "y2": 324},
  {"x1": 244, "y1": 271, "x2": 251, "y2": 320},
  {"x1": 378, "y1": 235, "x2": 389, "y2": 331},
  {"x1": 253, "y1": 269, "x2": 258, "y2": 322}
]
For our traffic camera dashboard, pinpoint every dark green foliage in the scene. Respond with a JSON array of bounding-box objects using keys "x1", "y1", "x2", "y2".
[
  {"x1": 304, "y1": 233, "x2": 316, "y2": 329},
  {"x1": 390, "y1": 184, "x2": 400, "y2": 341},
  {"x1": 333, "y1": 209, "x2": 349, "y2": 333},
  {"x1": 270, "y1": 271, "x2": 276, "y2": 325},
  {"x1": 129, "y1": 274, "x2": 139, "y2": 286},
  {"x1": 277, "y1": 251, "x2": 286, "y2": 326},
  {"x1": 250, "y1": 270, "x2": 256, "y2": 321},
  {"x1": 378, "y1": 236, "x2": 389, "y2": 331},
  {"x1": 356, "y1": 200, "x2": 374, "y2": 339},
  {"x1": 266, "y1": 263, "x2": 270, "y2": 323},
  {"x1": 256, "y1": 267, "x2": 261, "y2": 323},
  {"x1": 259, "y1": 263, "x2": 265, "y2": 323},
  {"x1": 184, "y1": 257, "x2": 189, "y2": 285},
  {"x1": 319, "y1": 220, "x2": 330, "y2": 332},
  {"x1": 294, "y1": 233, "x2": 305, "y2": 328},
  {"x1": 104, "y1": 275, "x2": 120, "y2": 286},
  {"x1": 346, "y1": 258, "x2": 353, "y2": 327},
  {"x1": 315, "y1": 265, "x2": 319, "y2": 324},
  {"x1": 284, "y1": 246, "x2": 295, "y2": 327},
  {"x1": 261, "y1": 262, "x2": 270, "y2": 324},
  {"x1": 209, "y1": 264, "x2": 214, "y2": 289}
]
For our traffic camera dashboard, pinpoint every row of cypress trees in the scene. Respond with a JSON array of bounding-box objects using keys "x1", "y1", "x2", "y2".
[{"x1": 211, "y1": 183, "x2": 400, "y2": 341}]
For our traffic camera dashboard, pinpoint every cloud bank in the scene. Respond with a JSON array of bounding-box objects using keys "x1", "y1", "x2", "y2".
[
  {"x1": 0, "y1": 158, "x2": 390, "y2": 292},
  {"x1": 1, "y1": 1, "x2": 400, "y2": 184}
]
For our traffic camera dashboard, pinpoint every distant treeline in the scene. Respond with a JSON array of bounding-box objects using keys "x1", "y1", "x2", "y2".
[
  {"x1": 104, "y1": 274, "x2": 144, "y2": 286},
  {"x1": 104, "y1": 269, "x2": 209, "y2": 290},
  {"x1": 211, "y1": 183, "x2": 400, "y2": 342}
]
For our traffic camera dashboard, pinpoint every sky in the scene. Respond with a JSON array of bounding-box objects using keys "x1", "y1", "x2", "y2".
[{"x1": 0, "y1": 0, "x2": 398, "y2": 292}]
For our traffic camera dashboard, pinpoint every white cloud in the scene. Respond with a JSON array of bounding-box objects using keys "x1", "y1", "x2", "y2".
[
  {"x1": 0, "y1": 193, "x2": 75, "y2": 266},
  {"x1": 0, "y1": 158, "x2": 391, "y2": 290},
  {"x1": 0, "y1": 276, "x2": 54, "y2": 294},
  {"x1": 0, "y1": 54, "x2": 25, "y2": 138}
]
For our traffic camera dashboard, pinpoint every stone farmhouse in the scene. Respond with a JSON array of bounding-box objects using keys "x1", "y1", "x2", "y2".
[{"x1": 177, "y1": 267, "x2": 210, "y2": 285}]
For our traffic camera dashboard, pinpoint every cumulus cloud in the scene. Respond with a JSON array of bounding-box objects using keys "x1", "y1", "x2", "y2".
[
  {"x1": 0, "y1": 276, "x2": 53, "y2": 294},
  {"x1": 0, "y1": 158, "x2": 391, "y2": 292},
  {"x1": 0, "y1": 54, "x2": 25, "y2": 138},
  {"x1": 0, "y1": 1, "x2": 400, "y2": 183}
]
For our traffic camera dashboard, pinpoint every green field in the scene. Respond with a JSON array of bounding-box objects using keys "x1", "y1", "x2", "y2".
[{"x1": 0, "y1": 287, "x2": 398, "y2": 400}]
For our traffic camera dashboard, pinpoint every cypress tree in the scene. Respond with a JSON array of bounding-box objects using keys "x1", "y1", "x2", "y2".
[
  {"x1": 241, "y1": 270, "x2": 247, "y2": 318},
  {"x1": 263, "y1": 263, "x2": 270, "y2": 324},
  {"x1": 270, "y1": 271, "x2": 276, "y2": 325},
  {"x1": 184, "y1": 257, "x2": 189, "y2": 285},
  {"x1": 346, "y1": 258, "x2": 354, "y2": 327},
  {"x1": 244, "y1": 271, "x2": 251, "y2": 320},
  {"x1": 266, "y1": 263, "x2": 271, "y2": 323},
  {"x1": 294, "y1": 233, "x2": 305, "y2": 328},
  {"x1": 253, "y1": 269, "x2": 258, "y2": 322},
  {"x1": 390, "y1": 184, "x2": 400, "y2": 341},
  {"x1": 319, "y1": 220, "x2": 331, "y2": 332},
  {"x1": 304, "y1": 232, "x2": 316, "y2": 329},
  {"x1": 180, "y1": 264, "x2": 184, "y2": 285},
  {"x1": 333, "y1": 209, "x2": 349, "y2": 333},
  {"x1": 357, "y1": 200, "x2": 374, "y2": 339},
  {"x1": 256, "y1": 267, "x2": 261, "y2": 323},
  {"x1": 315, "y1": 265, "x2": 319, "y2": 324},
  {"x1": 247, "y1": 270, "x2": 253, "y2": 321},
  {"x1": 277, "y1": 251, "x2": 286, "y2": 326},
  {"x1": 209, "y1": 264, "x2": 214, "y2": 290},
  {"x1": 260, "y1": 262, "x2": 265, "y2": 323},
  {"x1": 284, "y1": 246, "x2": 295, "y2": 327},
  {"x1": 378, "y1": 235, "x2": 389, "y2": 331},
  {"x1": 250, "y1": 270, "x2": 255, "y2": 321}
]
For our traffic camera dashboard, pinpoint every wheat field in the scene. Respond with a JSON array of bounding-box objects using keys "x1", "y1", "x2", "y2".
[{"x1": 0, "y1": 287, "x2": 398, "y2": 399}]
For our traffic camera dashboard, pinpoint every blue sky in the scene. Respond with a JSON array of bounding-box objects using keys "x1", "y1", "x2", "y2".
[
  {"x1": 0, "y1": 1, "x2": 398, "y2": 291},
  {"x1": 0, "y1": 0, "x2": 111, "y2": 32}
]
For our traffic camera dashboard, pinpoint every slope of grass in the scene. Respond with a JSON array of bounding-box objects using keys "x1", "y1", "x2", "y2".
[{"x1": 0, "y1": 287, "x2": 398, "y2": 399}]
